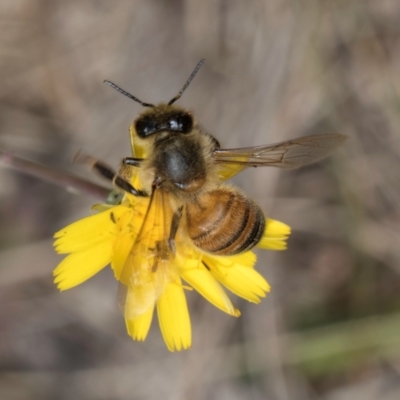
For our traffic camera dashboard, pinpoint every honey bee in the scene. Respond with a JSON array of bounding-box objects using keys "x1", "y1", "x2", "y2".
[{"x1": 75, "y1": 60, "x2": 346, "y2": 316}]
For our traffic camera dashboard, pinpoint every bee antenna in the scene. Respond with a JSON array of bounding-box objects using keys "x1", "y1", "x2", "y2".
[
  {"x1": 168, "y1": 59, "x2": 205, "y2": 105},
  {"x1": 103, "y1": 80, "x2": 155, "y2": 108}
]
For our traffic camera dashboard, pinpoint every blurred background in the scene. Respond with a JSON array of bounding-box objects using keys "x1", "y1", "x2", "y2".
[{"x1": 1, "y1": 1, "x2": 400, "y2": 399}]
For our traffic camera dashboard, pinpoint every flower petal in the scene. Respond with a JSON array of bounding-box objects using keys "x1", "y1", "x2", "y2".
[
  {"x1": 53, "y1": 205, "x2": 128, "y2": 254},
  {"x1": 257, "y1": 219, "x2": 291, "y2": 250},
  {"x1": 264, "y1": 219, "x2": 291, "y2": 237},
  {"x1": 204, "y1": 251, "x2": 257, "y2": 269},
  {"x1": 110, "y1": 209, "x2": 136, "y2": 280},
  {"x1": 126, "y1": 305, "x2": 154, "y2": 341},
  {"x1": 157, "y1": 280, "x2": 191, "y2": 352},
  {"x1": 124, "y1": 280, "x2": 161, "y2": 320},
  {"x1": 179, "y1": 257, "x2": 240, "y2": 316},
  {"x1": 210, "y1": 263, "x2": 270, "y2": 303},
  {"x1": 53, "y1": 241, "x2": 112, "y2": 291},
  {"x1": 257, "y1": 238, "x2": 288, "y2": 250},
  {"x1": 130, "y1": 124, "x2": 147, "y2": 158},
  {"x1": 111, "y1": 231, "x2": 134, "y2": 280}
]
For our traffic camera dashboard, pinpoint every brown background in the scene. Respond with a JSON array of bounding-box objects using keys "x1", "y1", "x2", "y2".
[{"x1": 1, "y1": 1, "x2": 400, "y2": 399}]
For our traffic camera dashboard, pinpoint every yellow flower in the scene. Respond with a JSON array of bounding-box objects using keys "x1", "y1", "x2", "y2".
[
  {"x1": 53, "y1": 130, "x2": 290, "y2": 351},
  {"x1": 53, "y1": 191, "x2": 290, "y2": 351}
]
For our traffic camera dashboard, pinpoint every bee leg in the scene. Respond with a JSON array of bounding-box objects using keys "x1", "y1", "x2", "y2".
[
  {"x1": 122, "y1": 157, "x2": 144, "y2": 167},
  {"x1": 168, "y1": 206, "x2": 183, "y2": 253},
  {"x1": 73, "y1": 151, "x2": 148, "y2": 197},
  {"x1": 73, "y1": 152, "x2": 116, "y2": 180},
  {"x1": 114, "y1": 176, "x2": 147, "y2": 197}
]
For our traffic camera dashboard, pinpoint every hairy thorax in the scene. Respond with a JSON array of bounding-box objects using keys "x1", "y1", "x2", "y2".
[{"x1": 139, "y1": 129, "x2": 219, "y2": 202}]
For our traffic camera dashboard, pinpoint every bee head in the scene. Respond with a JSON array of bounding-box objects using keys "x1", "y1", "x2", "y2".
[
  {"x1": 134, "y1": 106, "x2": 193, "y2": 138},
  {"x1": 104, "y1": 59, "x2": 204, "y2": 138}
]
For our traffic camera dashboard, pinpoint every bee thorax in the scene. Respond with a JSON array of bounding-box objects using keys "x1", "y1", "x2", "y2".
[{"x1": 153, "y1": 135, "x2": 207, "y2": 193}]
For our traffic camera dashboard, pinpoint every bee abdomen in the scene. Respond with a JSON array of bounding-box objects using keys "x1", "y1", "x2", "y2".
[{"x1": 186, "y1": 189, "x2": 265, "y2": 255}]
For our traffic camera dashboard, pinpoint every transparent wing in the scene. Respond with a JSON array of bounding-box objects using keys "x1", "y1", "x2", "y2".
[
  {"x1": 214, "y1": 134, "x2": 347, "y2": 172},
  {"x1": 118, "y1": 185, "x2": 177, "y2": 320}
]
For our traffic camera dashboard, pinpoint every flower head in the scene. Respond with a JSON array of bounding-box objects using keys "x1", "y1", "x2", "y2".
[
  {"x1": 54, "y1": 193, "x2": 289, "y2": 351},
  {"x1": 53, "y1": 133, "x2": 290, "y2": 351}
]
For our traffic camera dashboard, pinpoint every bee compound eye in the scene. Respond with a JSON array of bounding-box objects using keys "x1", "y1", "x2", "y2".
[
  {"x1": 178, "y1": 114, "x2": 193, "y2": 133},
  {"x1": 168, "y1": 118, "x2": 179, "y2": 130},
  {"x1": 135, "y1": 117, "x2": 157, "y2": 137}
]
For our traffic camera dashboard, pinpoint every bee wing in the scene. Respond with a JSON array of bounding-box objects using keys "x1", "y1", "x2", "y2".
[
  {"x1": 213, "y1": 134, "x2": 347, "y2": 173},
  {"x1": 118, "y1": 185, "x2": 176, "y2": 320}
]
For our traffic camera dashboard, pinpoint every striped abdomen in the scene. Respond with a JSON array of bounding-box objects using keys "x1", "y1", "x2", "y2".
[{"x1": 186, "y1": 188, "x2": 265, "y2": 255}]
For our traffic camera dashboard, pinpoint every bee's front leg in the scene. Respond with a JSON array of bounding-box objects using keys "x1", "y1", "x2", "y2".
[
  {"x1": 73, "y1": 151, "x2": 148, "y2": 197},
  {"x1": 122, "y1": 157, "x2": 144, "y2": 167}
]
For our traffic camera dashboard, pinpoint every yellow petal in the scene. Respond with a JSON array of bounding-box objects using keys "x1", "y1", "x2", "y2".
[
  {"x1": 126, "y1": 305, "x2": 154, "y2": 341},
  {"x1": 111, "y1": 231, "x2": 134, "y2": 280},
  {"x1": 53, "y1": 241, "x2": 112, "y2": 291},
  {"x1": 123, "y1": 277, "x2": 163, "y2": 320},
  {"x1": 203, "y1": 251, "x2": 256, "y2": 269},
  {"x1": 257, "y1": 237, "x2": 288, "y2": 250},
  {"x1": 110, "y1": 209, "x2": 136, "y2": 280},
  {"x1": 210, "y1": 263, "x2": 270, "y2": 303},
  {"x1": 121, "y1": 188, "x2": 177, "y2": 319},
  {"x1": 157, "y1": 280, "x2": 191, "y2": 352},
  {"x1": 129, "y1": 124, "x2": 147, "y2": 158},
  {"x1": 53, "y1": 205, "x2": 128, "y2": 254},
  {"x1": 126, "y1": 128, "x2": 148, "y2": 191},
  {"x1": 257, "y1": 219, "x2": 291, "y2": 250},
  {"x1": 179, "y1": 257, "x2": 240, "y2": 316},
  {"x1": 264, "y1": 219, "x2": 291, "y2": 237}
]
